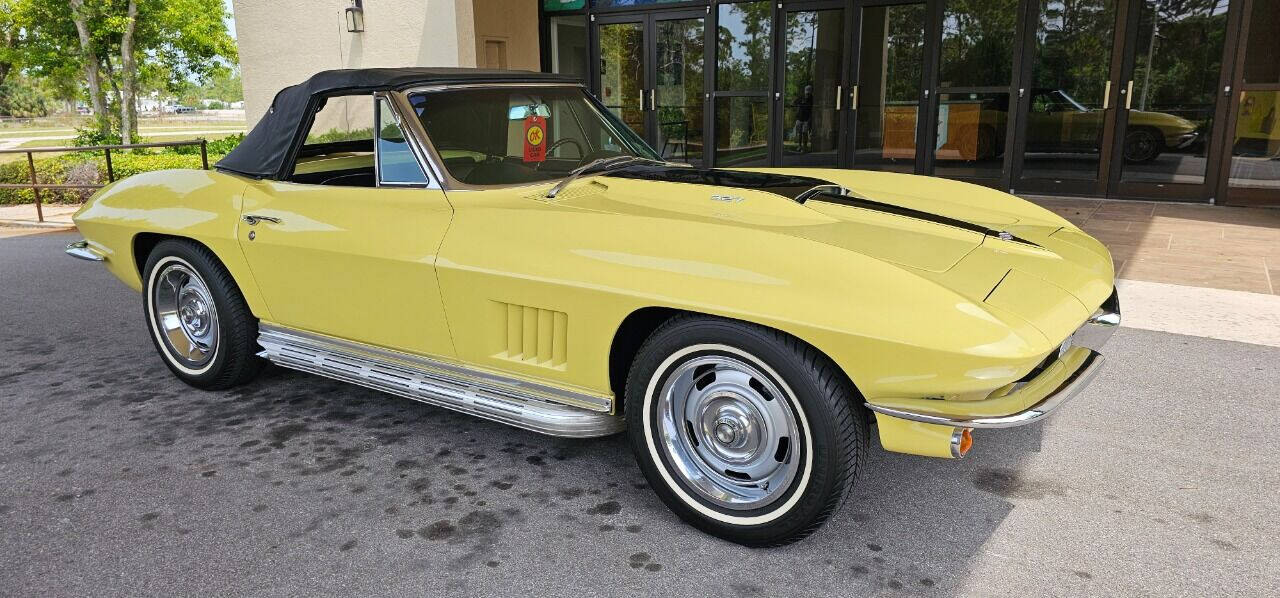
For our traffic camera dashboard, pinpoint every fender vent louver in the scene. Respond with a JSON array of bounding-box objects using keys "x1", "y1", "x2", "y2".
[{"x1": 497, "y1": 302, "x2": 569, "y2": 370}]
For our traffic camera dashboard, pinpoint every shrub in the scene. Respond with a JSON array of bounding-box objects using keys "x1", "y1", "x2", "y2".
[
  {"x1": 0, "y1": 151, "x2": 231, "y2": 206},
  {"x1": 73, "y1": 125, "x2": 122, "y2": 147},
  {"x1": 170, "y1": 132, "x2": 244, "y2": 156}
]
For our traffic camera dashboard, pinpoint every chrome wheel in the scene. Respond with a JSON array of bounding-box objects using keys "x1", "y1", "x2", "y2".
[
  {"x1": 655, "y1": 354, "x2": 802, "y2": 511},
  {"x1": 151, "y1": 261, "x2": 219, "y2": 368}
]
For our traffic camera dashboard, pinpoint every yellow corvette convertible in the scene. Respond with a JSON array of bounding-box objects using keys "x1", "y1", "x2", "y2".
[{"x1": 67, "y1": 68, "x2": 1119, "y2": 546}]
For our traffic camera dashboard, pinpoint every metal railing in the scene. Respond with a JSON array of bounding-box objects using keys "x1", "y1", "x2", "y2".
[{"x1": 0, "y1": 139, "x2": 208, "y2": 223}]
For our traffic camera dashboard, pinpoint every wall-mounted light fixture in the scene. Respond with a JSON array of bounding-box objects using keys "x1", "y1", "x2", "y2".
[{"x1": 345, "y1": 0, "x2": 365, "y2": 33}]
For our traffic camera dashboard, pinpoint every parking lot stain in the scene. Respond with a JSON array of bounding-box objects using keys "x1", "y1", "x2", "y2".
[{"x1": 587, "y1": 501, "x2": 621, "y2": 515}]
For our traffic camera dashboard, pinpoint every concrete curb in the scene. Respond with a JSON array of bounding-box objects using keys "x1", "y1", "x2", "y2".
[{"x1": 0, "y1": 219, "x2": 75, "y2": 230}]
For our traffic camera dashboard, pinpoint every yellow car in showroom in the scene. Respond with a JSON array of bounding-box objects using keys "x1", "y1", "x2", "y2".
[{"x1": 68, "y1": 68, "x2": 1119, "y2": 546}]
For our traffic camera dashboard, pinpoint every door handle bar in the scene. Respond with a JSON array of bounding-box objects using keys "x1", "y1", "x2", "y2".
[
  {"x1": 242, "y1": 215, "x2": 282, "y2": 226},
  {"x1": 1102, "y1": 81, "x2": 1111, "y2": 110}
]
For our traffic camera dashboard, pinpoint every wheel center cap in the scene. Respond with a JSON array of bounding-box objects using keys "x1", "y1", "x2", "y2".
[{"x1": 714, "y1": 421, "x2": 738, "y2": 445}]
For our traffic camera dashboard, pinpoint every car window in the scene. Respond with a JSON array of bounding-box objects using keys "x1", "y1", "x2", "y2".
[
  {"x1": 289, "y1": 94, "x2": 376, "y2": 187},
  {"x1": 376, "y1": 99, "x2": 428, "y2": 185},
  {"x1": 406, "y1": 86, "x2": 657, "y2": 186}
]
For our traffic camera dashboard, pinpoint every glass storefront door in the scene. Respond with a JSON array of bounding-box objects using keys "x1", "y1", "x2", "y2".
[
  {"x1": 596, "y1": 18, "x2": 646, "y2": 138},
  {"x1": 1110, "y1": 0, "x2": 1231, "y2": 200},
  {"x1": 780, "y1": 6, "x2": 846, "y2": 167},
  {"x1": 852, "y1": 1, "x2": 929, "y2": 172},
  {"x1": 1013, "y1": 0, "x2": 1120, "y2": 196},
  {"x1": 712, "y1": 1, "x2": 773, "y2": 167},
  {"x1": 1220, "y1": 0, "x2": 1280, "y2": 206},
  {"x1": 594, "y1": 11, "x2": 706, "y2": 166}
]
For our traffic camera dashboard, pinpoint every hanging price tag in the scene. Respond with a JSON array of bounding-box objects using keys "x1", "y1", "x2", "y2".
[{"x1": 523, "y1": 115, "x2": 547, "y2": 163}]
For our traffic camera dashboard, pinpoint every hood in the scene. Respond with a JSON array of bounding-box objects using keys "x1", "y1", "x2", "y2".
[{"x1": 531, "y1": 165, "x2": 1113, "y2": 333}]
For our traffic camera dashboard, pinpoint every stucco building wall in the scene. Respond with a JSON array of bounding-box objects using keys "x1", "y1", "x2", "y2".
[{"x1": 233, "y1": 0, "x2": 488, "y2": 126}]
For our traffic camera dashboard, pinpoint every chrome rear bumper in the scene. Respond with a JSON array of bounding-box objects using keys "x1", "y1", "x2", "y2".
[{"x1": 867, "y1": 288, "x2": 1120, "y2": 429}]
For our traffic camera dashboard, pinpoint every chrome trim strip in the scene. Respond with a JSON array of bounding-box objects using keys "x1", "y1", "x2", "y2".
[
  {"x1": 865, "y1": 351, "x2": 1105, "y2": 429},
  {"x1": 65, "y1": 240, "x2": 105, "y2": 262},
  {"x1": 256, "y1": 324, "x2": 622, "y2": 438}
]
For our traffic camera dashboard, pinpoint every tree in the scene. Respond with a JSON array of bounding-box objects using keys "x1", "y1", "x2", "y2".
[
  {"x1": 7, "y1": 0, "x2": 236, "y2": 142},
  {"x1": 68, "y1": 0, "x2": 110, "y2": 135}
]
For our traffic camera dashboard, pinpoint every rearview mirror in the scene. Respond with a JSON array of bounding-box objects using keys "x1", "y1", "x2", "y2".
[{"x1": 509, "y1": 104, "x2": 551, "y2": 120}]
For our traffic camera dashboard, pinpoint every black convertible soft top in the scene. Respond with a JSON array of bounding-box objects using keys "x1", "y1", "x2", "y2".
[{"x1": 215, "y1": 67, "x2": 579, "y2": 179}]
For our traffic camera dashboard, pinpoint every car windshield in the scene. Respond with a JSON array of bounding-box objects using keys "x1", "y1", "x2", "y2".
[{"x1": 406, "y1": 86, "x2": 659, "y2": 186}]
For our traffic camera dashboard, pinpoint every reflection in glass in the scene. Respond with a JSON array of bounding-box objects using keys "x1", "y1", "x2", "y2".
[
  {"x1": 933, "y1": 92, "x2": 1009, "y2": 179},
  {"x1": 597, "y1": 22, "x2": 645, "y2": 138},
  {"x1": 1118, "y1": 1, "x2": 1227, "y2": 184},
  {"x1": 1019, "y1": 0, "x2": 1115, "y2": 181},
  {"x1": 1228, "y1": 93, "x2": 1280, "y2": 189},
  {"x1": 782, "y1": 10, "x2": 843, "y2": 167},
  {"x1": 715, "y1": 97, "x2": 769, "y2": 167},
  {"x1": 854, "y1": 3, "x2": 926, "y2": 172},
  {"x1": 550, "y1": 16, "x2": 588, "y2": 81},
  {"x1": 717, "y1": 2, "x2": 772, "y2": 92},
  {"x1": 1243, "y1": 0, "x2": 1279, "y2": 85},
  {"x1": 938, "y1": 0, "x2": 1018, "y2": 88},
  {"x1": 655, "y1": 18, "x2": 705, "y2": 166}
]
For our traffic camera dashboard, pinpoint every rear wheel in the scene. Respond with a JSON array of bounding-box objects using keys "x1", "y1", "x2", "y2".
[
  {"x1": 143, "y1": 239, "x2": 263, "y2": 390},
  {"x1": 625, "y1": 316, "x2": 867, "y2": 546}
]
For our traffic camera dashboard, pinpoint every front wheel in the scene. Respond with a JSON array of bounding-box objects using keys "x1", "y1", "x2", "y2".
[
  {"x1": 1123, "y1": 128, "x2": 1162, "y2": 163},
  {"x1": 625, "y1": 316, "x2": 867, "y2": 546},
  {"x1": 143, "y1": 239, "x2": 263, "y2": 390}
]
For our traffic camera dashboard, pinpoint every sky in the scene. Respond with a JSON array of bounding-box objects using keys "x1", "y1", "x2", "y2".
[{"x1": 223, "y1": 0, "x2": 236, "y2": 40}]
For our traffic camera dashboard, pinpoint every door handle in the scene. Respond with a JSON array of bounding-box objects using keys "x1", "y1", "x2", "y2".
[
  {"x1": 1124, "y1": 80, "x2": 1134, "y2": 110},
  {"x1": 835, "y1": 85, "x2": 842, "y2": 111},
  {"x1": 1102, "y1": 81, "x2": 1111, "y2": 110},
  {"x1": 242, "y1": 214, "x2": 282, "y2": 226},
  {"x1": 851, "y1": 84, "x2": 858, "y2": 110},
  {"x1": 649, "y1": 88, "x2": 655, "y2": 111}
]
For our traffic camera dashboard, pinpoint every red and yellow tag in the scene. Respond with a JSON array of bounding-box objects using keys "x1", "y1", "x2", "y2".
[{"x1": 523, "y1": 115, "x2": 547, "y2": 163}]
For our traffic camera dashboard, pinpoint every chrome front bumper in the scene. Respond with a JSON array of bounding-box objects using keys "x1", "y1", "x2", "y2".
[{"x1": 867, "y1": 288, "x2": 1121, "y2": 429}]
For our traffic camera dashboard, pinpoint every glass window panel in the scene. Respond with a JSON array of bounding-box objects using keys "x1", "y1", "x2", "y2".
[
  {"x1": 932, "y1": 92, "x2": 1008, "y2": 179},
  {"x1": 717, "y1": 2, "x2": 773, "y2": 92},
  {"x1": 714, "y1": 96, "x2": 769, "y2": 166},
  {"x1": 1019, "y1": 0, "x2": 1115, "y2": 182},
  {"x1": 854, "y1": 3, "x2": 926, "y2": 173},
  {"x1": 939, "y1": 0, "x2": 1018, "y2": 88},
  {"x1": 550, "y1": 17, "x2": 588, "y2": 81},
  {"x1": 1243, "y1": 0, "x2": 1280, "y2": 85},
  {"x1": 1118, "y1": 1, "x2": 1228, "y2": 185},
  {"x1": 376, "y1": 100, "x2": 428, "y2": 185},
  {"x1": 1228, "y1": 90, "x2": 1280, "y2": 189},
  {"x1": 655, "y1": 18, "x2": 705, "y2": 166},
  {"x1": 782, "y1": 10, "x2": 844, "y2": 167},
  {"x1": 597, "y1": 22, "x2": 646, "y2": 138}
]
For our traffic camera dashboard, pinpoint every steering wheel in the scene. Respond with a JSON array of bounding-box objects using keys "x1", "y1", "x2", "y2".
[{"x1": 545, "y1": 137, "x2": 584, "y2": 159}]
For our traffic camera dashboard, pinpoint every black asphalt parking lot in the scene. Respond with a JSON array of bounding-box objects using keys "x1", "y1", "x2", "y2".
[{"x1": 2, "y1": 231, "x2": 1276, "y2": 596}]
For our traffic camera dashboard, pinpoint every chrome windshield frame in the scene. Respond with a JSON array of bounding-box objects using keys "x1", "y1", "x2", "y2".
[{"x1": 393, "y1": 82, "x2": 658, "y2": 192}]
